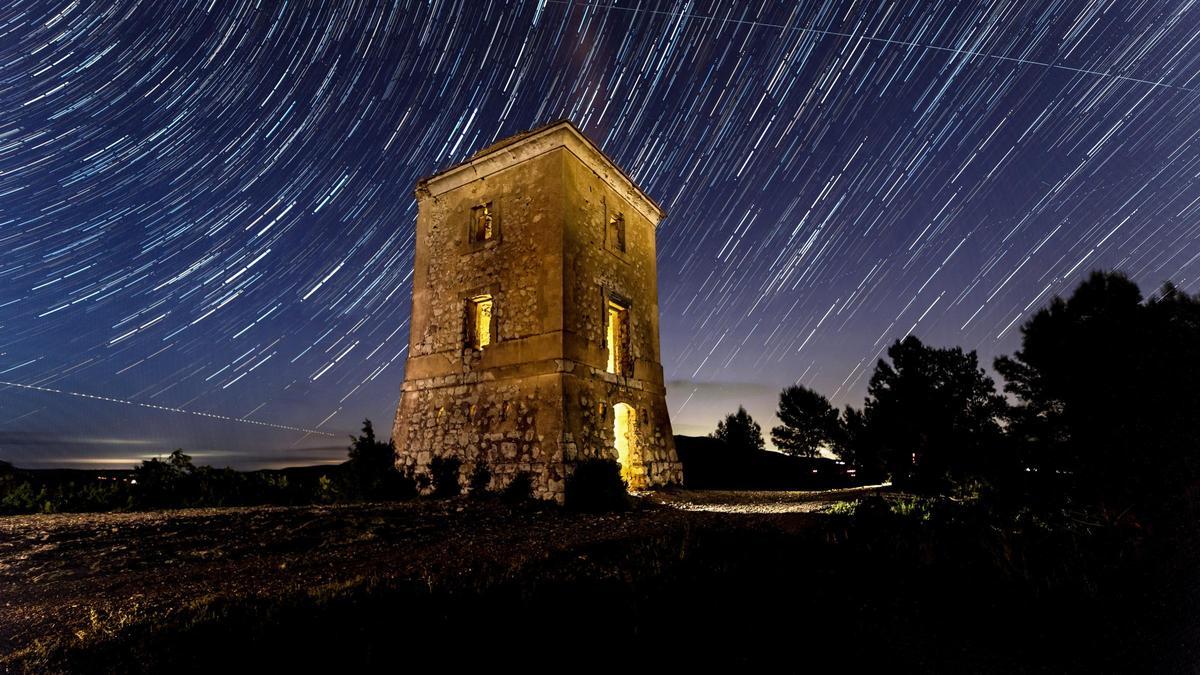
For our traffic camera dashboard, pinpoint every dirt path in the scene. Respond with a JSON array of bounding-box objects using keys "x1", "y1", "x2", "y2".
[{"x1": 648, "y1": 483, "x2": 890, "y2": 513}]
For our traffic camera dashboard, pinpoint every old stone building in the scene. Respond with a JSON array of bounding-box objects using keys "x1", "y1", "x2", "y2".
[{"x1": 392, "y1": 120, "x2": 683, "y2": 502}]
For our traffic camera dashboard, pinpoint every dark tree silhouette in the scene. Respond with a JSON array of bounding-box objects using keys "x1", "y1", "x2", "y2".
[
  {"x1": 133, "y1": 449, "x2": 196, "y2": 506},
  {"x1": 565, "y1": 458, "x2": 629, "y2": 511},
  {"x1": 832, "y1": 404, "x2": 887, "y2": 483},
  {"x1": 345, "y1": 419, "x2": 403, "y2": 499},
  {"x1": 771, "y1": 385, "x2": 839, "y2": 457},
  {"x1": 429, "y1": 456, "x2": 462, "y2": 497},
  {"x1": 995, "y1": 271, "x2": 1200, "y2": 517},
  {"x1": 348, "y1": 419, "x2": 394, "y2": 472},
  {"x1": 711, "y1": 406, "x2": 765, "y2": 453},
  {"x1": 864, "y1": 336, "x2": 1006, "y2": 490}
]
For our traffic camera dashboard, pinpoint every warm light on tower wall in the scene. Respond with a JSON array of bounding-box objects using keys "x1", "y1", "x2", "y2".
[
  {"x1": 606, "y1": 300, "x2": 628, "y2": 374},
  {"x1": 613, "y1": 402, "x2": 635, "y2": 484},
  {"x1": 471, "y1": 295, "x2": 493, "y2": 349},
  {"x1": 392, "y1": 120, "x2": 683, "y2": 500}
]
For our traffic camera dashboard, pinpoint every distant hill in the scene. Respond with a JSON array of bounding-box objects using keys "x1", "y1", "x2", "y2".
[
  {"x1": 673, "y1": 435, "x2": 856, "y2": 490},
  {"x1": 0, "y1": 461, "x2": 340, "y2": 480}
]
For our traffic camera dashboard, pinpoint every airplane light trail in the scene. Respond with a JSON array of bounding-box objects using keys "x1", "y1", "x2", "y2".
[
  {"x1": 548, "y1": 0, "x2": 1195, "y2": 92},
  {"x1": 0, "y1": 380, "x2": 336, "y2": 437}
]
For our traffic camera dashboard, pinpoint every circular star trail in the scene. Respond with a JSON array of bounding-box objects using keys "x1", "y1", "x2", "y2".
[{"x1": 1, "y1": 0, "x2": 1198, "y2": 466}]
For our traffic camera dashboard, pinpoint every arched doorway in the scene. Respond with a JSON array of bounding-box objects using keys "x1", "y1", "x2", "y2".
[{"x1": 612, "y1": 402, "x2": 636, "y2": 486}]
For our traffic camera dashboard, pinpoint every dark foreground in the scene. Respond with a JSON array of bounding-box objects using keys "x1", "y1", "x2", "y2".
[{"x1": 1, "y1": 488, "x2": 1196, "y2": 673}]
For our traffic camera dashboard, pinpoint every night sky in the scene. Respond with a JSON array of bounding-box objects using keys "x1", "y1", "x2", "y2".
[{"x1": 2, "y1": 1, "x2": 1198, "y2": 469}]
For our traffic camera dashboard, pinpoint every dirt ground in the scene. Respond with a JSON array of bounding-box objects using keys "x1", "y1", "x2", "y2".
[{"x1": 0, "y1": 487, "x2": 880, "y2": 661}]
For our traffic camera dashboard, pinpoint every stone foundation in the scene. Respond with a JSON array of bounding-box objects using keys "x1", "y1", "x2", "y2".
[{"x1": 393, "y1": 360, "x2": 683, "y2": 502}]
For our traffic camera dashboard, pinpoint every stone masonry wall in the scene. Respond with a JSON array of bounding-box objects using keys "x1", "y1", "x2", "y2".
[
  {"x1": 394, "y1": 123, "x2": 682, "y2": 501},
  {"x1": 560, "y1": 148, "x2": 682, "y2": 488},
  {"x1": 562, "y1": 174, "x2": 660, "y2": 366},
  {"x1": 394, "y1": 371, "x2": 565, "y2": 499},
  {"x1": 395, "y1": 146, "x2": 569, "y2": 500},
  {"x1": 409, "y1": 154, "x2": 560, "y2": 359},
  {"x1": 561, "y1": 369, "x2": 682, "y2": 489}
]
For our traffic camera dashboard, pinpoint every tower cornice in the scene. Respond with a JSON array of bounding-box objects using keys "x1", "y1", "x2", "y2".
[{"x1": 416, "y1": 120, "x2": 665, "y2": 225}]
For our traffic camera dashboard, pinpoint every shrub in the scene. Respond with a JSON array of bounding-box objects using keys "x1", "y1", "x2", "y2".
[
  {"x1": 468, "y1": 462, "x2": 492, "y2": 495},
  {"x1": 377, "y1": 470, "x2": 418, "y2": 501},
  {"x1": 825, "y1": 500, "x2": 859, "y2": 517},
  {"x1": 502, "y1": 472, "x2": 534, "y2": 504},
  {"x1": 414, "y1": 472, "x2": 432, "y2": 493},
  {"x1": 429, "y1": 457, "x2": 462, "y2": 498},
  {"x1": 132, "y1": 450, "x2": 195, "y2": 508},
  {"x1": 846, "y1": 494, "x2": 905, "y2": 526},
  {"x1": 1, "y1": 478, "x2": 37, "y2": 513},
  {"x1": 565, "y1": 458, "x2": 629, "y2": 512},
  {"x1": 317, "y1": 475, "x2": 337, "y2": 503}
]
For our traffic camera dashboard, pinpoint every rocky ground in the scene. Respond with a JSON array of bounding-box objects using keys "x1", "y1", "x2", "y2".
[
  {"x1": 2, "y1": 484, "x2": 1189, "y2": 673},
  {"x1": 0, "y1": 486, "x2": 883, "y2": 667}
]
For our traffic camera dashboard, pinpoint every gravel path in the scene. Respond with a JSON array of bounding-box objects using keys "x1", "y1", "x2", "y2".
[{"x1": 648, "y1": 483, "x2": 890, "y2": 513}]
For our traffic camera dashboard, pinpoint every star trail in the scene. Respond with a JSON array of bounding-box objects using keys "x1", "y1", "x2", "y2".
[{"x1": 1, "y1": 0, "x2": 1198, "y2": 466}]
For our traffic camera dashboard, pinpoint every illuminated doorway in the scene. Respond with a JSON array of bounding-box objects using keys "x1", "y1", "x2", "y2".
[{"x1": 613, "y1": 402, "x2": 636, "y2": 486}]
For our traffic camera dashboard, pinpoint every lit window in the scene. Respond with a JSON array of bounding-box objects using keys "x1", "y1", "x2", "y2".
[
  {"x1": 472, "y1": 202, "x2": 494, "y2": 242},
  {"x1": 606, "y1": 300, "x2": 629, "y2": 374},
  {"x1": 469, "y1": 295, "x2": 493, "y2": 349}
]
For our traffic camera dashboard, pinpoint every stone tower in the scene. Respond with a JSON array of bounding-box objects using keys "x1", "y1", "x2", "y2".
[{"x1": 392, "y1": 120, "x2": 683, "y2": 502}]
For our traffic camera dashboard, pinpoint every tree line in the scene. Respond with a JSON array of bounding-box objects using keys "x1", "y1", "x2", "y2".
[
  {"x1": 0, "y1": 420, "x2": 417, "y2": 513},
  {"x1": 714, "y1": 270, "x2": 1200, "y2": 524}
]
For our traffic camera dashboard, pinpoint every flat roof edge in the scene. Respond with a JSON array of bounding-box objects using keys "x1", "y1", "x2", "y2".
[{"x1": 415, "y1": 120, "x2": 665, "y2": 223}]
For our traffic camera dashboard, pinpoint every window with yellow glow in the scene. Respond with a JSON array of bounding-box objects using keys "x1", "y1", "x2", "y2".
[
  {"x1": 470, "y1": 295, "x2": 493, "y2": 349},
  {"x1": 606, "y1": 300, "x2": 629, "y2": 375}
]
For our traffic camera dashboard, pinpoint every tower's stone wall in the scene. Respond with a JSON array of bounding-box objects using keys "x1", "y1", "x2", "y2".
[
  {"x1": 393, "y1": 121, "x2": 682, "y2": 502},
  {"x1": 394, "y1": 371, "x2": 567, "y2": 497},
  {"x1": 406, "y1": 147, "x2": 564, "y2": 360},
  {"x1": 557, "y1": 148, "x2": 679, "y2": 488}
]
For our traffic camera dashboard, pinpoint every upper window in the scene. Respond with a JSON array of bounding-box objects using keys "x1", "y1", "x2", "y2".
[
  {"x1": 468, "y1": 294, "x2": 493, "y2": 349},
  {"x1": 607, "y1": 212, "x2": 626, "y2": 253},
  {"x1": 606, "y1": 299, "x2": 630, "y2": 375},
  {"x1": 471, "y1": 202, "x2": 495, "y2": 243}
]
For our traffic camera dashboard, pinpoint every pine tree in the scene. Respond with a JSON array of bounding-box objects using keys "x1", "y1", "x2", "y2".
[
  {"x1": 710, "y1": 406, "x2": 765, "y2": 453},
  {"x1": 771, "y1": 385, "x2": 839, "y2": 458}
]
